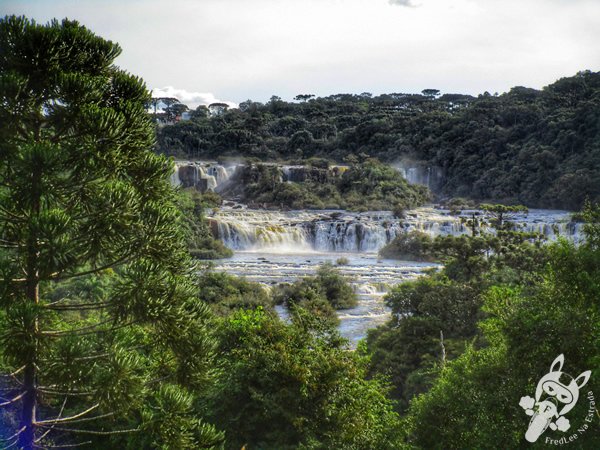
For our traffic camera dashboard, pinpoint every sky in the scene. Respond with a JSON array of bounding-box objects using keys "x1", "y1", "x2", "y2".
[{"x1": 3, "y1": 0, "x2": 600, "y2": 108}]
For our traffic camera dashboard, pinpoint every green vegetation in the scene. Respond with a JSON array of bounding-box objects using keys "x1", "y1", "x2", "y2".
[
  {"x1": 207, "y1": 307, "x2": 403, "y2": 450},
  {"x1": 405, "y1": 225, "x2": 600, "y2": 449},
  {"x1": 197, "y1": 271, "x2": 273, "y2": 315},
  {"x1": 379, "y1": 231, "x2": 436, "y2": 261},
  {"x1": 365, "y1": 203, "x2": 600, "y2": 448},
  {"x1": 158, "y1": 72, "x2": 600, "y2": 210},
  {"x1": 335, "y1": 256, "x2": 349, "y2": 265},
  {"x1": 0, "y1": 16, "x2": 221, "y2": 448},
  {"x1": 225, "y1": 158, "x2": 429, "y2": 211},
  {"x1": 273, "y1": 263, "x2": 358, "y2": 325},
  {"x1": 177, "y1": 189, "x2": 233, "y2": 259},
  {"x1": 3, "y1": 14, "x2": 599, "y2": 450}
]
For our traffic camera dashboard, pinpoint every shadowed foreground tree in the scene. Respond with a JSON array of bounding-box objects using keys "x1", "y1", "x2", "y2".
[{"x1": 0, "y1": 16, "x2": 221, "y2": 449}]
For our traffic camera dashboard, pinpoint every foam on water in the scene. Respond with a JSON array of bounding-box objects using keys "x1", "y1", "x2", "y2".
[
  {"x1": 210, "y1": 206, "x2": 583, "y2": 346},
  {"x1": 213, "y1": 251, "x2": 439, "y2": 345}
]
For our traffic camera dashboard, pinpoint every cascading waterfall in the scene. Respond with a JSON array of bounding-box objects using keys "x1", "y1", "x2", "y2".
[
  {"x1": 395, "y1": 164, "x2": 444, "y2": 191},
  {"x1": 171, "y1": 161, "x2": 231, "y2": 192},
  {"x1": 210, "y1": 206, "x2": 583, "y2": 346},
  {"x1": 210, "y1": 207, "x2": 584, "y2": 253}
]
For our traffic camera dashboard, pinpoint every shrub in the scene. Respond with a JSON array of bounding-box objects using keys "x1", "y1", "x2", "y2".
[{"x1": 379, "y1": 231, "x2": 435, "y2": 261}]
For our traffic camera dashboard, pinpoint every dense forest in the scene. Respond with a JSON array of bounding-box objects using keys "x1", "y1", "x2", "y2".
[
  {"x1": 1, "y1": 15, "x2": 599, "y2": 450},
  {"x1": 219, "y1": 160, "x2": 430, "y2": 211},
  {"x1": 157, "y1": 71, "x2": 600, "y2": 211}
]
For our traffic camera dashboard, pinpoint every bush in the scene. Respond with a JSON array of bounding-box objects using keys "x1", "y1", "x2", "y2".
[
  {"x1": 336, "y1": 256, "x2": 349, "y2": 266},
  {"x1": 379, "y1": 231, "x2": 435, "y2": 261},
  {"x1": 190, "y1": 239, "x2": 233, "y2": 260},
  {"x1": 197, "y1": 271, "x2": 272, "y2": 315},
  {"x1": 208, "y1": 308, "x2": 403, "y2": 450},
  {"x1": 273, "y1": 263, "x2": 358, "y2": 325},
  {"x1": 315, "y1": 262, "x2": 357, "y2": 308}
]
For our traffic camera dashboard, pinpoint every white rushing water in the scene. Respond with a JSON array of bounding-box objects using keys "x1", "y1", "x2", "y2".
[
  {"x1": 210, "y1": 206, "x2": 584, "y2": 252},
  {"x1": 210, "y1": 206, "x2": 583, "y2": 345},
  {"x1": 214, "y1": 251, "x2": 440, "y2": 345}
]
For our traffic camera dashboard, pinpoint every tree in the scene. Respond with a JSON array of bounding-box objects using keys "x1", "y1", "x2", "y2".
[
  {"x1": 406, "y1": 214, "x2": 600, "y2": 449},
  {"x1": 208, "y1": 308, "x2": 403, "y2": 450},
  {"x1": 167, "y1": 102, "x2": 189, "y2": 120},
  {"x1": 480, "y1": 204, "x2": 528, "y2": 230},
  {"x1": 294, "y1": 94, "x2": 315, "y2": 102},
  {"x1": 156, "y1": 96, "x2": 179, "y2": 121},
  {"x1": 208, "y1": 102, "x2": 229, "y2": 116},
  {"x1": 421, "y1": 89, "x2": 440, "y2": 98},
  {"x1": 0, "y1": 16, "x2": 219, "y2": 449}
]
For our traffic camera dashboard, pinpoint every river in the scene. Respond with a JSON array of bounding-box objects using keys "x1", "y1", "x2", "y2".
[{"x1": 208, "y1": 205, "x2": 583, "y2": 345}]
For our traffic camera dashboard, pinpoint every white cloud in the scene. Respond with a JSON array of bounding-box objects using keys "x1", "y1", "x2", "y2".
[
  {"x1": 151, "y1": 87, "x2": 237, "y2": 109},
  {"x1": 388, "y1": 0, "x2": 418, "y2": 7},
  {"x1": 4, "y1": 0, "x2": 599, "y2": 102}
]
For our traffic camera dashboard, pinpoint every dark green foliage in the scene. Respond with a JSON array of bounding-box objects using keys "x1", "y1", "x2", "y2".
[
  {"x1": 385, "y1": 277, "x2": 481, "y2": 337},
  {"x1": 378, "y1": 231, "x2": 435, "y2": 261},
  {"x1": 157, "y1": 71, "x2": 600, "y2": 210},
  {"x1": 225, "y1": 159, "x2": 429, "y2": 211},
  {"x1": 208, "y1": 308, "x2": 403, "y2": 450},
  {"x1": 367, "y1": 230, "x2": 551, "y2": 413},
  {"x1": 367, "y1": 276, "x2": 479, "y2": 410},
  {"x1": 312, "y1": 263, "x2": 358, "y2": 309},
  {"x1": 197, "y1": 271, "x2": 273, "y2": 315},
  {"x1": 0, "y1": 16, "x2": 221, "y2": 449},
  {"x1": 177, "y1": 188, "x2": 232, "y2": 259},
  {"x1": 273, "y1": 263, "x2": 358, "y2": 325},
  {"x1": 406, "y1": 229, "x2": 600, "y2": 449}
]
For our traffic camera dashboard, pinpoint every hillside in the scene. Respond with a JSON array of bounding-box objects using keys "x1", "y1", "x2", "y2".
[{"x1": 157, "y1": 71, "x2": 600, "y2": 210}]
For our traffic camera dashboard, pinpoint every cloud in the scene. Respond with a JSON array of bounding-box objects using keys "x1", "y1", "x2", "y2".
[
  {"x1": 388, "y1": 0, "x2": 418, "y2": 7},
  {"x1": 151, "y1": 86, "x2": 238, "y2": 109}
]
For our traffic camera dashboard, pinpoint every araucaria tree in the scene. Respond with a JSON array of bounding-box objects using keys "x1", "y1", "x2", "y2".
[{"x1": 0, "y1": 16, "x2": 220, "y2": 449}]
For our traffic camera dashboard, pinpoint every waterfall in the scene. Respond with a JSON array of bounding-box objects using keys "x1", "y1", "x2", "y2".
[
  {"x1": 395, "y1": 164, "x2": 443, "y2": 191},
  {"x1": 171, "y1": 161, "x2": 233, "y2": 192},
  {"x1": 211, "y1": 207, "x2": 584, "y2": 253}
]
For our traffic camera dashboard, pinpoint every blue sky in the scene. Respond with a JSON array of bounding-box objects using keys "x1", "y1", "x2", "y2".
[{"x1": 3, "y1": 0, "x2": 599, "y2": 107}]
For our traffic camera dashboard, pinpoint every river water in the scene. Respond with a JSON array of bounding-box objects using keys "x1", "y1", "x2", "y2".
[
  {"x1": 210, "y1": 206, "x2": 582, "y2": 345},
  {"x1": 214, "y1": 250, "x2": 439, "y2": 345}
]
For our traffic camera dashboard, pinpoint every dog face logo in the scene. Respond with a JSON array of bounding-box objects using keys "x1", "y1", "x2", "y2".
[{"x1": 519, "y1": 354, "x2": 591, "y2": 443}]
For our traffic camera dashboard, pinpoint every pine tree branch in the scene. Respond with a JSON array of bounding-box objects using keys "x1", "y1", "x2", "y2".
[
  {"x1": 34, "y1": 397, "x2": 68, "y2": 443},
  {"x1": 2, "y1": 437, "x2": 20, "y2": 449},
  {"x1": 35, "y1": 425, "x2": 139, "y2": 436},
  {"x1": 49, "y1": 411, "x2": 116, "y2": 425},
  {"x1": 41, "y1": 344, "x2": 150, "y2": 364},
  {"x1": 43, "y1": 301, "x2": 112, "y2": 311},
  {"x1": 39, "y1": 319, "x2": 115, "y2": 337},
  {"x1": 146, "y1": 374, "x2": 174, "y2": 385},
  {"x1": 40, "y1": 320, "x2": 139, "y2": 338},
  {"x1": 37, "y1": 388, "x2": 95, "y2": 397},
  {"x1": 35, "y1": 403, "x2": 99, "y2": 425},
  {"x1": 0, "y1": 204, "x2": 27, "y2": 222},
  {"x1": 34, "y1": 441, "x2": 92, "y2": 448},
  {"x1": 0, "y1": 427, "x2": 26, "y2": 442},
  {"x1": 0, "y1": 391, "x2": 26, "y2": 407},
  {"x1": 49, "y1": 256, "x2": 131, "y2": 282},
  {"x1": 0, "y1": 365, "x2": 26, "y2": 378},
  {"x1": 0, "y1": 238, "x2": 21, "y2": 247},
  {"x1": 44, "y1": 297, "x2": 77, "y2": 307}
]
